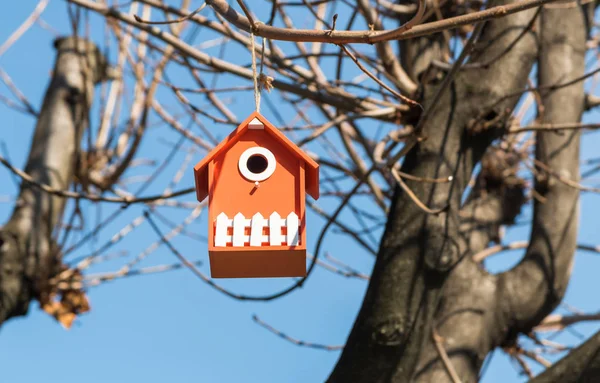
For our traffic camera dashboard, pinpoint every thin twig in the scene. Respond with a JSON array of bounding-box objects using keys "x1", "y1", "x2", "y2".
[
  {"x1": 391, "y1": 168, "x2": 446, "y2": 214},
  {"x1": 306, "y1": 253, "x2": 370, "y2": 280},
  {"x1": 84, "y1": 260, "x2": 204, "y2": 288},
  {"x1": 0, "y1": 154, "x2": 195, "y2": 204},
  {"x1": 0, "y1": 0, "x2": 50, "y2": 58},
  {"x1": 0, "y1": 68, "x2": 38, "y2": 116},
  {"x1": 134, "y1": 2, "x2": 207, "y2": 25},
  {"x1": 509, "y1": 122, "x2": 600, "y2": 134},
  {"x1": 253, "y1": 315, "x2": 344, "y2": 351},
  {"x1": 432, "y1": 327, "x2": 463, "y2": 383},
  {"x1": 472, "y1": 241, "x2": 600, "y2": 263},
  {"x1": 533, "y1": 158, "x2": 600, "y2": 194},
  {"x1": 337, "y1": 43, "x2": 420, "y2": 107},
  {"x1": 534, "y1": 312, "x2": 600, "y2": 332}
]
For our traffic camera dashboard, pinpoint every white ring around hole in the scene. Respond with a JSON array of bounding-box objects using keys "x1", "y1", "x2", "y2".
[{"x1": 238, "y1": 147, "x2": 276, "y2": 182}]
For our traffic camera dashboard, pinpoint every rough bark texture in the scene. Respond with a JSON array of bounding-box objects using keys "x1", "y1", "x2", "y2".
[
  {"x1": 497, "y1": 2, "x2": 590, "y2": 337},
  {"x1": 398, "y1": 0, "x2": 446, "y2": 83},
  {"x1": 0, "y1": 37, "x2": 109, "y2": 323},
  {"x1": 328, "y1": 1, "x2": 591, "y2": 382}
]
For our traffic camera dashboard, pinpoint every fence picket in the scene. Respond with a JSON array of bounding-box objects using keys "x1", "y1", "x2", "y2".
[
  {"x1": 269, "y1": 212, "x2": 283, "y2": 246},
  {"x1": 233, "y1": 213, "x2": 246, "y2": 246},
  {"x1": 214, "y1": 212, "x2": 300, "y2": 247},
  {"x1": 250, "y1": 213, "x2": 264, "y2": 246},
  {"x1": 215, "y1": 213, "x2": 229, "y2": 247},
  {"x1": 286, "y1": 212, "x2": 299, "y2": 246}
]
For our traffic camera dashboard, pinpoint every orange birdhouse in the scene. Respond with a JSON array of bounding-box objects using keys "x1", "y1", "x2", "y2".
[{"x1": 193, "y1": 112, "x2": 319, "y2": 279}]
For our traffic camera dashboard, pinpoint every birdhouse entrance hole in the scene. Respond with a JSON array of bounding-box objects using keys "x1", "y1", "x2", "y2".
[
  {"x1": 247, "y1": 154, "x2": 268, "y2": 174},
  {"x1": 238, "y1": 146, "x2": 276, "y2": 182}
]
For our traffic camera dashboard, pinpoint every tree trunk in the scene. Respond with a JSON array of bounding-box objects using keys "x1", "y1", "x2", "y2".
[
  {"x1": 0, "y1": 37, "x2": 109, "y2": 324},
  {"x1": 328, "y1": 0, "x2": 592, "y2": 381}
]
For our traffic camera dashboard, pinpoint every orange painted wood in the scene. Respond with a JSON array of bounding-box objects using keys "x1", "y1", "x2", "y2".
[
  {"x1": 193, "y1": 111, "x2": 319, "y2": 279},
  {"x1": 194, "y1": 111, "x2": 319, "y2": 202},
  {"x1": 209, "y1": 248, "x2": 306, "y2": 278}
]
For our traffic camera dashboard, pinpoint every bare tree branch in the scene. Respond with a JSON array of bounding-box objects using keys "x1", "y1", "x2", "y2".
[
  {"x1": 498, "y1": 2, "x2": 591, "y2": 334},
  {"x1": 0, "y1": 37, "x2": 110, "y2": 322},
  {"x1": 205, "y1": 0, "x2": 560, "y2": 43},
  {"x1": 529, "y1": 330, "x2": 600, "y2": 383},
  {"x1": 0, "y1": 0, "x2": 50, "y2": 58},
  {"x1": 66, "y1": 0, "x2": 405, "y2": 118}
]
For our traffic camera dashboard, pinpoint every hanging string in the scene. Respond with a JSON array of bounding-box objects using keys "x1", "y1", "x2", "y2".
[
  {"x1": 250, "y1": 33, "x2": 261, "y2": 113},
  {"x1": 250, "y1": 33, "x2": 269, "y2": 114},
  {"x1": 259, "y1": 36, "x2": 266, "y2": 81}
]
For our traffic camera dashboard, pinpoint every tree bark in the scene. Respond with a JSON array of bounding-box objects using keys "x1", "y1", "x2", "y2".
[
  {"x1": 329, "y1": 0, "x2": 593, "y2": 380},
  {"x1": 328, "y1": 0, "x2": 541, "y2": 380},
  {"x1": 497, "y1": 1, "x2": 591, "y2": 336},
  {"x1": 0, "y1": 37, "x2": 109, "y2": 324}
]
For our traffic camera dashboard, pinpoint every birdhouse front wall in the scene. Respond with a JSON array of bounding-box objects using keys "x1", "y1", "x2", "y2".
[{"x1": 207, "y1": 129, "x2": 306, "y2": 251}]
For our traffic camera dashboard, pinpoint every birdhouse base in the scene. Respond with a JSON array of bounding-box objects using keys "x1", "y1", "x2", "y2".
[{"x1": 208, "y1": 248, "x2": 307, "y2": 278}]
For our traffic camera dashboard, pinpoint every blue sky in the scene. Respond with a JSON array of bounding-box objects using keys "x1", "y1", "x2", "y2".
[{"x1": 0, "y1": 2, "x2": 599, "y2": 383}]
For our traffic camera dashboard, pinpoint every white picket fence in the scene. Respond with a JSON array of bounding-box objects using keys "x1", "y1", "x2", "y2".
[{"x1": 214, "y1": 212, "x2": 300, "y2": 247}]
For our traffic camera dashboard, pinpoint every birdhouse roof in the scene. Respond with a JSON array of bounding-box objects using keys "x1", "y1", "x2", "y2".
[{"x1": 194, "y1": 111, "x2": 319, "y2": 202}]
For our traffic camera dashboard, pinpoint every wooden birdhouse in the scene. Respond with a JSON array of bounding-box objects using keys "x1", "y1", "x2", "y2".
[{"x1": 193, "y1": 112, "x2": 319, "y2": 279}]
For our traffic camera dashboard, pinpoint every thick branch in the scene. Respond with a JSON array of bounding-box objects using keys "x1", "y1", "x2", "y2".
[
  {"x1": 529, "y1": 330, "x2": 600, "y2": 383},
  {"x1": 460, "y1": 147, "x2": 526, "y2": 253},
  {"x1": 498, "y1": 3, "x2": 590, "y2": 334},
  {"x1": 0, "y1": 37, "x2": 109, "y2": 324},
  {"x1": 398, "y1": 0, "x2": 448, "y2": 83}
]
